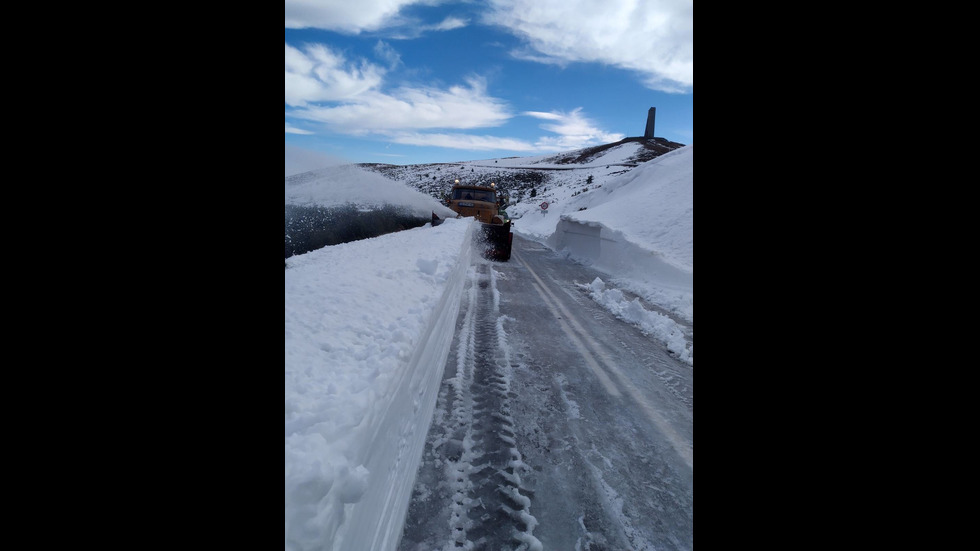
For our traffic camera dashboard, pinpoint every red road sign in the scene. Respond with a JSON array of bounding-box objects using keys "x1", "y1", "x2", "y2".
[{"x1": 540, "y1": 201, "x2": 549, "y2": 210}]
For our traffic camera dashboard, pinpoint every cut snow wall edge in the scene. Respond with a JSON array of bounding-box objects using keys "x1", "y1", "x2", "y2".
[
  {"x1": 334, "y1": 221, "x2": 476, "y2": 551},
  {"x1": 546, "y1": 217, "x2": 692, "y2": 294}
]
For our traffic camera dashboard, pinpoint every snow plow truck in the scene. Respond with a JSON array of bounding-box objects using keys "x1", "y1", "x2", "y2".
[{"x1": 442, "y1": 180, "x2": 513, "y2": 261}]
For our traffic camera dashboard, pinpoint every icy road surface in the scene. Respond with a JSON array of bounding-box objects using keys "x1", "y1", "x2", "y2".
[{"x1": 399, "y1": 234, "x2": 694, "y2": 551}]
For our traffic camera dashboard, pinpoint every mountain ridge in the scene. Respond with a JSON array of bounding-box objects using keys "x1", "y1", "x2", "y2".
[{"x1": 358, "y1": 136, "x2": 686, "y2": 203}]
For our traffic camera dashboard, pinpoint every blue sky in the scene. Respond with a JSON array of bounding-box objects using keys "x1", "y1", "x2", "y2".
[{"x1": 285, "y1": 0, "x2": 692, "y2": 168}]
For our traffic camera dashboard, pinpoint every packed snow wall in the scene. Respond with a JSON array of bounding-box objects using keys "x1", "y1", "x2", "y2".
[
  {"x1": 285, "y1": 219, "x2": 477, "y2": 551},
  {"x1": 329, "y1": 221, "x2": 476, "y2": 551},
  {"x1": 547, "y1": 216, "x2": 693, "y2": 296}
]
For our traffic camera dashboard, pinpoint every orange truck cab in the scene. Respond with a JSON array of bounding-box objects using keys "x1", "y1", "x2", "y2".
[
  {"x1": 445, "y1": 182, "x2": 513, "y2": 261},
  {"x1": 447, "y1": 184, "x2": 505, "y2": 224}
]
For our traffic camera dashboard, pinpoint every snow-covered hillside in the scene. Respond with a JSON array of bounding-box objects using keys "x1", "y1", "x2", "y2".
[{"x1": 360, "y1": 137, "x2": 683, "y2": 209}]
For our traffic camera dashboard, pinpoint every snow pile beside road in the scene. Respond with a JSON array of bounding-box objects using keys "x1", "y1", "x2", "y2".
[
  {"x1": 514, "y1": 145, "x2": 693, "y2": 325},
  {"x1": 585, "y1": 277, "x2": 692, "y2": 365},
  {"x1": 563, "y1": 146, "x2": 693, "y2": 272},
  {"x1": 284, "y1": 218, "x2": 474, "y2": 550}
]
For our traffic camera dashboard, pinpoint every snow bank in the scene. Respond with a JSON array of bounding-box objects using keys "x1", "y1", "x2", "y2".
[
  {"x1": 560, "y1": 145, "x2": 693, "y2": 272},
  {"x1": 285, "y1": 218, "x2": 475, "y2": 551},
  {"x1": 548, "y1": 217, "x2": 694, "y2": 326},
  {"x1": 514, "y1": 145, "x2": 694, "y2": 325},
  {"x1": 585, "y1": 277, "x2": 692, "y2": 365}
]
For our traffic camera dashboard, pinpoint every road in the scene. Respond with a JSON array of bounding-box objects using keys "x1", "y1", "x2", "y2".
[{"x1": 398, "y1": 234, "x2": 694, "y2": 551}]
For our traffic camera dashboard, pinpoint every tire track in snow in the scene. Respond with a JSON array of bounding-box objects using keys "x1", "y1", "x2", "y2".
[
  {"x1": 401, "y1": 262, "x2": 541, "y2": 551},
  {"x1": 515, "y1": 249, "x2": 694, "y2": 470}
]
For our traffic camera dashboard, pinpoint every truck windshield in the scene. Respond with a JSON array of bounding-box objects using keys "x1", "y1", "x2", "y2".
[{"x1": 452, "y1": 189, "x2": 495, "y2": 202}]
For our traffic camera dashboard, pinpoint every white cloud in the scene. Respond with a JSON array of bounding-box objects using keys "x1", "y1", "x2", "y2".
[
  {"x1": 484, "y1": 0, "x2": 693, "y2": 91},
  {"x1": 290, "y1": 76, "x2": 513, "y2": 133},
  {"x1": 285, "y1": 43, "x2": 386, "y2": 106},
  {"x1": 286, "y1": 35, "x2": 516, "y2": 143},
  {"x1": 284, "y1": 43, "x2": 628, "y2": 154},
  {"x1": 377, "y1": 15, "x2": 471, "y2": 40},
  {"x1": 374, "y1": 40, "x2": 402, "y2": 69},
  {"x1": 283, "y1": 2, "x2": 642, "y2": 153},
  {"x1": 523, "y1": 110, "x2": 562, "y2": 121},
  {"x1": 385, "y1": 131, "x2": 537, "y2": 151},
  {"x1": 284, "y1": 0, "x2": 419, "y2": 33},
  {"x1": 285, "y1": 39, "x2": 624, "y2": 153},
  {"x1": 285, "y1": 122, "x2": 313, "y2": 135},
  {"x1": 431, "y1": 16, "x2": 468, "y2": 31},
  {"x1": 525, "y1": 108, "x2": 625, "y2": 149},
  {"x1": 284, "y1": 0, "x2": 463, "y2": 36}
]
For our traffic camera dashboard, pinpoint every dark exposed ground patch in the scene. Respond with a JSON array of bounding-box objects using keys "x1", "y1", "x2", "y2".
[{"x1": 284, "y1": 203, "x2": 429, "y2": 260}]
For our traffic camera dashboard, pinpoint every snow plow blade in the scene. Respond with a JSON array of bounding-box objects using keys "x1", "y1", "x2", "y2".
[{"x1": 480, "y1": 221, "x2": 513, "y2": 261}]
